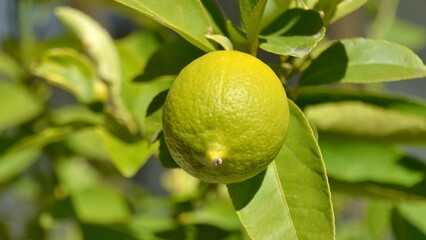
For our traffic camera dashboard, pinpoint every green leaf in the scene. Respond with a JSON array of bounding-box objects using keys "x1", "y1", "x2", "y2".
[
  {"x1": 122, "y1": 76, "x2": 173, "y2": 139},
  {"x1": 296, "y1": 88, "x2": 426, "y2": 120},
  {"x1": 328, "y1": 0, "x2": 367, "y2": 24},
  {"x1": 385, "y1": 19, "x2": 426, "y2": 51},
  {"x1": 304, "y1": 101, "x2": 426, "y2": 144},
  {"x1": 97, "y1": 128, "x2": 159, "y2": 177},
  {"x1": 299, "y1": 38, "x2": 426, "y2": 86},
  {"x1": 183, "y1": 196, "x2": 242, "y2": 231},
  {"x1": 55, "y1": 7, "x2": 121, "y2": 84},
  {"x1": 366, "y1": 201, "x2": 392, "y2": 239},
  {"x1": 393, "y1": 202, "x2": 426, "y2": 239},
  {"x1": 227, "y1": 100, "x2": 334, "y2": 240},
  {"x1": 33, "y1": 48, "x2": 107, "y2": 103},
  {"x1": 313, "y1": 0, "x2": 343, "y2": 24},
  {"x1": 320, "y1": 137, "x2": 425, "y2": 186},
  {"x1": 114, "y1": 0, "x2": 219, "y2": 52},
  {"x1": 48, "y1": 105, "x2": 104, "y2": 126},
  {"x1": 56, "y1": 157, "x2": 130, "y2": 224},
  {"x1": 0, "y1": 148, "x2": 41, "y2": 184},
  {"x1": 72, "y1": 185, "x2": 130, "y2": 224},
  {"x1": 239, "y1": 0, "x2": 267, "y2": 48},
  {"x1": 205, "y1": 34, "x2": 233, "y2": 50},
  {"x1": 66, "y1": 128, "x2": 108, "y2": 160},
  {"x1": 259, "y1": 9, "x2": 325, "y2": 57},
  {"x1": 7, "y1": 127, "x2": 73, "y2": 154},
  {"x1": 226, "y1": 20, "x2": 251, "y2": 53},
  {"x1": 115, "y1": 30, "x2": 162, "y2": 82},
  {"x1": 130, "y1": 197, "x2": 175, "y2": 239},
  {"x1": 0, "y1": 81, "x2": 43, "y2": 130},
  {"x1": 0, "y1": 52, "x2": 25, "y2": 81},
  {"x1": 55, "y1": 7, "x2": 137, "y2": 133},
  {"x1": 56, "y1": 157, "x2": 100, "y2": 193}
]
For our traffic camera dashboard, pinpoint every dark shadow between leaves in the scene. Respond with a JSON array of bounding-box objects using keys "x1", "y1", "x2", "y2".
[
  {"x1": 146, "y1": 90, "x2": 168, "y2": 117},
  {"x1": 299, "y1": 42, "x2": 349, "y2": 86},
  {"x1": 80, "y1": 223, "x2": 138, "y2": 240},
  {"x1": 396, "y1": 154, "x2": 426, "y2": 172},
  {"x1": 392, "y1": 208, "x2": 426, "y2": 239},
  {"x1": 134, "y1": 38, "x2": 204, "y2": 82},
  {"x1": 157, "y1": 131, "x2": 179, "y2": 168},
  {"x1": 227, "y1": 168, "x2": 267, "y2": 211},
  {"x1": 155, "y1": 224, "x2": 236, "y2": 240},
  {"x1": 261, "y1": 8, "x2": 323, "y2": 36}
]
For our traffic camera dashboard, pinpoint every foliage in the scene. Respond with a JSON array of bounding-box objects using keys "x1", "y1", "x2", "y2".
[{"x1": 0, "y1": 0, "x2": 426, "y2": 239}]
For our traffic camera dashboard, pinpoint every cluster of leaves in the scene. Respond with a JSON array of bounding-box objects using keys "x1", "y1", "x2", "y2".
[{"x1": 1, "y1": 0, "x2": 426, "y2": 239}]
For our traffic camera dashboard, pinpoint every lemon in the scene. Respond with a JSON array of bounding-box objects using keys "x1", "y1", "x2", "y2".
[{"x1": 162, "y1": 50, "x2": 289, "y2": 184}]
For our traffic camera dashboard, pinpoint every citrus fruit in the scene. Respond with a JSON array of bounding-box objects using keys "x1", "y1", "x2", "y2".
[{"x1": 162, "y1": 50, "x2": 289, "y2": 184}]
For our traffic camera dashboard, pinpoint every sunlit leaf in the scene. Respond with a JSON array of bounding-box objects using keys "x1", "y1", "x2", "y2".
[
  {"x1": 385, "y1": 19, "x2": 426, "y2": 51},
  {"x1": 33, "y1": 48, "x2": 107, "y2": 103},
  {"x1": 320, "y1": 137, "x2": 425, "y2": 186},
  {"x1": 48, "y1": 104, "x2": 104, "y2": 126},
  {"x1": 0, "y1": 81, "x2": 43, "y2": 130},
  {"x1": 239, "y1": 0, "x2": 267, "y2": 49},
  {"x1": 114, "y1": 0, "x2": 219, "y2": 52},
  {"x1": 305, "y1": 101, "x2": 426, "y2": 144},
  {"x1": 55, "y1": 7, "x2": 137, "y2": 132},
  {"x1": 367, "y1": 201, "x2": 392, "y2": 239},
  {"x1": 73, "y1": 185, "x2": 130, "y2": 224},
  {"x1": 130, "y1": 197, "x2": 175, "y2": 240},
  {"x1": 0, "y1": 52, "x2": 25, "y2": 81},
  {"x1": 0, "y1": 148, "x2": 41, "y2": 184},
  {"x1": 296, "y1": 88, "x2": 426, "y2": 120},
  {"x1": 328, "y1": 0, "x2": 367, "y2": 24},
  {"x1": 205, "y1": 34, "x2": 233, "y2": 50},
  {"x1": 66, "y1": 128, "x2": 108, "y2": 160},
  {"x1": 97, "y1": 128, "x2": 159, "y2": 177},
  {"x1": 56, "y1": 157, "x2": 130, "y2": 224},
  {"x1": 300, "y1": 38, "x2": 426, "y2": 86},
  {"x1": 122, "y1": 75, "x2": 173, "y2": 139},
  {"x1": 56, "y1": 157, "x2": 100, "y2": 193},
  {"x1": 228, "y1": 101, "x2": 334, "y2": 240},
  {"x1": 115, "y1": 30, "x2": 162, "y2": 82},
  {"x1": 7, "y1": 127, "x2": 73, "y2": 154},
  {"x1": 226, "y1": 20, "x2": 251, "y2": 53},
  {"x1": 55, "y1": 7, "x2": 120, "y2": 84}
]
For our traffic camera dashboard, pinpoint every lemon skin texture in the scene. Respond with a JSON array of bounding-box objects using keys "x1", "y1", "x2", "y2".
[{"x1": 162, "y1": 50, "x2": 289, "y2": 184}]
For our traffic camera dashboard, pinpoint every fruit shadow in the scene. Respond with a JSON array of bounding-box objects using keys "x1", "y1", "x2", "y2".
[{"x1": 227, "y1": 168, "x2": 267, "y2": 211}]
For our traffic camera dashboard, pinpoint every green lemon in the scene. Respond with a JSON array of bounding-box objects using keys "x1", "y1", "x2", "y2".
[{"x1": 162, "y1": 50, "x2": 289, "y2": 184}]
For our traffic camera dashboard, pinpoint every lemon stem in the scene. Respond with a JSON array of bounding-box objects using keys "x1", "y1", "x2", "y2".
[{"x1": 213, "y1": 158, "x2": 222, "y2": 166}]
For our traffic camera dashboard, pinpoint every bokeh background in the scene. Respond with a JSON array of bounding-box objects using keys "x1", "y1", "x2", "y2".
[{"x1": 0, "y1": 1, "x2": 425, "y2": 239}]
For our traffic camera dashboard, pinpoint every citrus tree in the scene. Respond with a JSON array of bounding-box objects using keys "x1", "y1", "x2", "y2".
[{"x1": 1, "y1": 0, "x2": 426, "y2": 239}]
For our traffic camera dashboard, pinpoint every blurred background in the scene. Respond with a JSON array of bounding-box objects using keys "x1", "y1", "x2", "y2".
[{"x1": 0, "y1": 0, "x2": 425, "y2": 239}]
